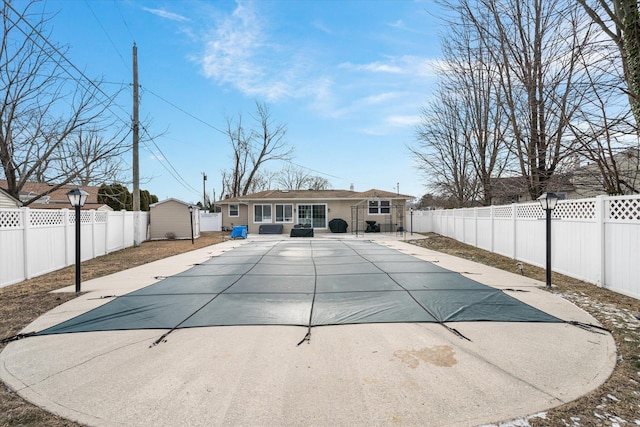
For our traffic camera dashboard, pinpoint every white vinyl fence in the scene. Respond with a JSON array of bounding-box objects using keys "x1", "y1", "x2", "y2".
[
  {"x1": 0, "y1": 208, "x2": 149, "y2": 288},
  {"x1": 200, "y1": 212, "x2": 222, "y2": 231},
  {"x1": 408, "y1": 195, "x2": 640, "y2": 300}
]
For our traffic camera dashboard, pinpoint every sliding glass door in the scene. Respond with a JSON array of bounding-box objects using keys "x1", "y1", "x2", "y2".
[{"x1": 297, "y1": 204, "x2": 327, "y2": 228}]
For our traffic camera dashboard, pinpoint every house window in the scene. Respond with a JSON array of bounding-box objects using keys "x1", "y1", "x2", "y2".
[
  {"x1": 275, "y1": 204, "x2": 293, "y2": 223},
  {"x1": 297, "y1": 204, "x2": 326, "y2": 228},
  {"x1": 229, "y1": 204, "x2": 239, "y2": 217},
  {"x1": 368, "y1": 200, "x2": 390, "y2": 215},
  {"x1": 254, "y1": 204, "x2": 272, "y2": 223}
]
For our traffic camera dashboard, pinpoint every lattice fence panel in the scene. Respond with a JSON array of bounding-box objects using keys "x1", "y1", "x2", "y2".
[
  {"x1": 554, "y1": 200, "x2": 596, "y2": 220},
  {"x1": 493, "y1": 206, "x2": 513, "y2": 218},
  {"x1": 516, "y1": 204, "x2": 543, "y2": 219},
  {"x1": 0, "y1": 210, "x2": 21, "y2": 228},
  {"x1": 30, "y1": 210, "x2": 64, "y2": 226},
  {"x1": 80, "y1": 211, "x2": 92, "y2": 224},
  {"x1": 608, "y1": 198, "x2": 640, "y2": 220},
  {"x1": 95, "y1": 211, "x2": 108, "y2": 222}
]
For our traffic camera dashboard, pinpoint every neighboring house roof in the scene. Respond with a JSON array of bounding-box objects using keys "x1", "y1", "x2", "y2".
[
  {"x1": 0, "y1": 180, "x2": 108, "y2": 210},
  {"x1": 491, "y1": 148, "x2": 640, "y2": 203},
  {"x1": 490, "y1": 174, "x2": 575, "y2": 204},
  {"x1": 570, "y1": 148, "x2": 640, "y2": 195},
  {"x1": 218, "y1": 189, "x2": 411, "y2": 203}
]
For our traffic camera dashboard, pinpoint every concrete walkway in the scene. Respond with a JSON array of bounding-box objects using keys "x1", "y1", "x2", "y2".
[{"x1": 0, "y1": 234, "x2": 616, "y2": 427}]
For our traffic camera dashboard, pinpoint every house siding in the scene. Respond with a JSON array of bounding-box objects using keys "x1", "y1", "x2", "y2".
[
  {"x1": 0, "y1": 191, "x2": 20, "y2": 208},
  {"x1": 221, "y1": 203, "x2": 249, "y2": 231}
]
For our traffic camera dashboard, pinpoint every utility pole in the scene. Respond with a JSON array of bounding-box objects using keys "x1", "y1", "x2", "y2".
[
  {"x1": 132, "y1": 43, "x2": 140, "y2": 246},
  {"x1": 202, "y1": 172, "x2": 207, "y2": 209}
]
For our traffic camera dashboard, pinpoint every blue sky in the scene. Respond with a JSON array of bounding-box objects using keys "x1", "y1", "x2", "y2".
[{"x1": 44, "y1": 0, "x2": 444, "y2": 204}]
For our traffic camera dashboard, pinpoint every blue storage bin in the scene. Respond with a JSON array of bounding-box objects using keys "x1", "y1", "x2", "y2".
[{"x1": 231, "y1": 226, "x2": 247, "y2": 239}]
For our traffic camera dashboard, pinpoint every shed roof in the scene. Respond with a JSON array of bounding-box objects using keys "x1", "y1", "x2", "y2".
[{"x1": 150, "y1": 198, "x2": 199, "y2": 208}]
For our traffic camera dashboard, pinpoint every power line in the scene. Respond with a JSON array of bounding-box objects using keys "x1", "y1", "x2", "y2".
[
  {"x1": 10, "y1": 1, "x2": 346, "y2": 189},
  {"x1": 112, "y1": 0, "x2": 136, "y2": 42},
  {"x1": 142, "y1": 87, "x2": 347, "y2": 182},
  {"x1": 83, "y1": 0, "x2": 129, "y2": 72},
  {"x1": 4, "y1": 2, "x2": 129, "y2": 121},
  {"x1": 142, "y1": 87, "x2": 227, "y2": 136},
  {"x1": 4, "y1": 2, "x2": 202, "y2": 197},
  {"x1": 139, "y1": 123, "x2": 200, "y2": 195}
]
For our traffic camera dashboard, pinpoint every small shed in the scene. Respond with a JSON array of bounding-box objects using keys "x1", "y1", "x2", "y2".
[
  {"x1": 0, "y1": 188, "x2": 22, "y2": 209},
  {"x1": 149, "y1": 198, "x2": 201, "y2": 240}
]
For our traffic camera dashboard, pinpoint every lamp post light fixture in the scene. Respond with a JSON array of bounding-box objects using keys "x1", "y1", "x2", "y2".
[
  {"x1": 537, "y1": 192, "x2": 559, "y2": 290},
  {"x1": 188, "y1": 205, "x2": 195, "y2": 245},
  {"x1": 67, "y1": 188, "x2": 89, "y2": 294},
  {"x1": 410, "y1": 207, "x2": 414, "y2": 236}
]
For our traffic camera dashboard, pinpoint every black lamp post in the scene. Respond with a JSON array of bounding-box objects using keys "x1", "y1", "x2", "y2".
[
  {"x1": 188, "y1": 205, "x2": 194, "y2": 244},
  {"x1": 537, "y1": 192, "x2": 559, "y2": 290},
  {"x1": 410, "y1": 207, "x2": 413, "y2": 236},
  {"x1": 67, "y1": 188, "x2": 89, "y2": 294}
]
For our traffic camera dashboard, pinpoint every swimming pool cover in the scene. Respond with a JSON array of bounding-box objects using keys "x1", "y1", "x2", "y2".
[{"x1": 36, "y1": 240, "x2": 561, "y2": 337}]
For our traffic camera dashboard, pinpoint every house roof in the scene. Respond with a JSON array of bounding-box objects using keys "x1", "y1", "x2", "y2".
[
  {"x1": 217, "y1": 188, "x2": 411, "y2": 203},
  {"x1": 0, "y1": 180, "x2": 107, "y2": 210},
  {"x1": 490, "y1": 174, "x2": 574, "y2": 199}
]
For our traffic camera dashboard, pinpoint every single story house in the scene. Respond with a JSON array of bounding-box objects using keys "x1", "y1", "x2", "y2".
[
  {"x1": 216, "y1": 189, "x2": 411, "y2": 235},
  {"x1": 149, "y1": 198, "x2": 201, "y2": 240}
]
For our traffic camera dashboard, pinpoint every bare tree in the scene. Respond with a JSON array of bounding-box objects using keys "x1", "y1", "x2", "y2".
[
  {"x1": 433, "y1": 8, "x2": 511, "y2": 205},
  {"x1": 221, "y1": 114, "x2": 251, "y2": 198},
  {"x1": 410, "y1": 87, "x2": 481, "y2": 207},
  {"x1": 0, "y1": 1, "x2": 127, "y2": 205},
  {"x1": 577, "y1": 0, "x2": 640, "y2": 127},
  {"x1": 220, "y1": 101, "x2": 293, "y2": 197},
  {"x1": 55, "y1": 128, "x2": 128, "y2": 186},
  {"x1": 453, "y1": 0, "x2": 595, "y2": 200},
  {"x1": 567, "y1": 33, "x2": 639, "y2": 195},
  {"x1": 275, "y1": 164, "x2": 331, "y2": 190},
  {"x1": 306, "y1": 174, "x2": 331, "y2": 191}
]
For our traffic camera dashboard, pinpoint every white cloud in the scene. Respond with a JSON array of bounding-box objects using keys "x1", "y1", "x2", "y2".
[
  {"x1": 197, "y1": 1, "x2": 332, "y2": 102},
  {"x1": 312, "y1": 20, "x2": 333, "y2": 34},
  {"x1": 193, "y1": 2, "x2": 437, "y2": 128},
  {"x1": 361, "y1": 92, "x2": 401, "y2": 105},
  {"x1": 358, "y1": 113, "x2": 421, "y2": 136},
  {"x1": 142, "y1": 7, "x2": 190, "y2": 22},
  {"x1": 386, "y1": 114, "x2": 421, "y2": 127},
  {"x1": 148, "y1": 150, "x2": 165, "y2": 162},
  {"x1": 339, "y1": 55, "x2": 436, "y2": 78}
]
